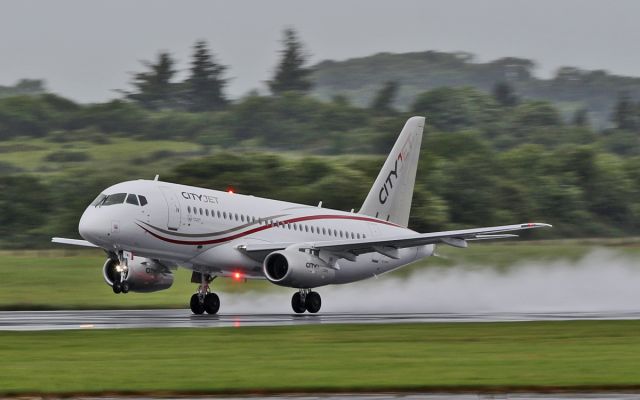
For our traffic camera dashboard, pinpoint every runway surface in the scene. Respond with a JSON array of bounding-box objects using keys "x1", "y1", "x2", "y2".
[
  {"x1": 2, "y1": 309, "x2": 640, "y2": 331},
  {"x1": 79, "y1": 396, "x2": 640, "y2": 400}
]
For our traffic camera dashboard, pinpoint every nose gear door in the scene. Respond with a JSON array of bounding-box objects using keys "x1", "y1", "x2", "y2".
[{"x1": 159, "y1": 186, "x2": 181, "y2": 231}]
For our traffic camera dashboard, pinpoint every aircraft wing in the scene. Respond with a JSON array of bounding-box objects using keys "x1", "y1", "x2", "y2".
[
  {"x1": 51, "y1": 237, "x2": 99, "y2": 248},
  {"x1": 239, "y1": 222, "x2": 551, "y2": 259}
]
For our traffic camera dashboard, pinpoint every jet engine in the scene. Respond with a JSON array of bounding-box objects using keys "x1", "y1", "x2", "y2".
[
  {"x1": 103, "y1": 257, "x2": 173, "y2": 293},
  {"x1": 263, "y1": 246, "x2": 336, "y2": 288}
]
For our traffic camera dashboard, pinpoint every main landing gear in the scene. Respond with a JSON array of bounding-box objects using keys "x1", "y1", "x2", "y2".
[
  {"x1": 291, "y1": 289, "x2": 321, "y2": 314},
  {"x1": 190, "y1": 272, "x2": 220, "y2": 315}
]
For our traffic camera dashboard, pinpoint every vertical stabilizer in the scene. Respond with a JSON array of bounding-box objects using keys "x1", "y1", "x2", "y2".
[{"x1": 359, "y1": 116, "x2": 425, "y2": 227}]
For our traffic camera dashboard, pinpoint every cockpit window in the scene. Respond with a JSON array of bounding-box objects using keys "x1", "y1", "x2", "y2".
[
  {"x1": 138, "y1": 195, "x2": 148, "y2": 206},
  {"x1": 126, "y1": 193, "x2": 139, "y2": 205},
  {"x1": 91, "y1": 193, "x2": 107, "y2": 206},
  {"x1": 102, "y1": 193, "x2": 127, "y2": 206}
]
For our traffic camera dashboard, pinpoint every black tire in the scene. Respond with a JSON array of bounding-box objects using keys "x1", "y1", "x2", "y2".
[
  {"x1": 204, "y1": 293, "x2": 220, "y2": 315},
  {"x1": 121, "y1": 281, "x2": 129, "y2": 294},
  {"x1": 305, "y1": 291, "x2": 321, "y2": 314},
  {"x1": 190, "y1": 293, "x2": 205, "y2": 315},
  {"x1": 112, "y1": 282, "x2": 122, "y2": 294},
  {"x1": 291, "y1": 292, "x2": 306, "y2": 314}
]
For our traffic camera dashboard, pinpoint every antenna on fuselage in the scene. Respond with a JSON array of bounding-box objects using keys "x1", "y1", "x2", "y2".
[
  {"x1": 154, "y1": 174, "x2": 159, "y2": 181},
  {"x1": 317, "y1": 201, "x2": 322, "y2": 208}
]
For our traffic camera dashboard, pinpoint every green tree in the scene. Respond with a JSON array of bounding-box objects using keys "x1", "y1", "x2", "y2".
[
  {"x1": 269, "y1": 28, "x2": 312, "y2": 94},
  {"x1": 411, "y1": 87, "x2": 499, "y2": 132},
  {"x1": 126, "y1": 52, "x2": 178, "y2": 110},
  {"x1": 612, "y1": 92, "x2": 638, "y2": 131},
  {"x1": 492, "y1": 81, "x2": 519, "y2": 107},
  {"x1": 369, "y1": 81, "x2": 398, "y2": 114},
  {"x1": 185, "y1": 40, "x2": 228, "y2": 112},
  {"x1": 573, "y1": 108, "x2": 589, "y2": 126}
]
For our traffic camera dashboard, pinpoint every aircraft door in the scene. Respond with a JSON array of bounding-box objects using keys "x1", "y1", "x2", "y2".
[{"x1": 159, "y1": 187, "x2": 181, "y2": 231}]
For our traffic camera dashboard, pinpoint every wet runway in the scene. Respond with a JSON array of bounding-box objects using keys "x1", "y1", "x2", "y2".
[
  {"x1": 2, "y1": 309, "x2": 640, "y2": 331},
  {"x1": 77, "y1": 396, "x2": 640, "y2": 400}
]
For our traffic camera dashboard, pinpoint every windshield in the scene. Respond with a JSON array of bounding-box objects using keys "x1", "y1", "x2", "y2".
[
  {"x1": 101, "y1": 193, "x2": 127, "y2": 206},
  {"x1": 91, "y1": 193, "x2": 107, "y2": 206}
]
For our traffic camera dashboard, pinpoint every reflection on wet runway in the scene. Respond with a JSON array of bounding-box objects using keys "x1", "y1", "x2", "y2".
[{"x1": 1, "y1": 309, "x2": 640, "y2": 331}]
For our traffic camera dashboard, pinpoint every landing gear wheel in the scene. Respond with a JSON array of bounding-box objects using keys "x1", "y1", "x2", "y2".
[
  {"x1": 190, "y1": 293, "x2": 205, "y2": 315},
  {"x1": 204, "y1": 293, "x2": 220, "y2": 315},
  {"x1": 291, "y1": 292, "x2": 306, "y2": 314},
  {"x1": 120, "y1": 281, "x2": 129, "y2": 294},
  {"x1": 112, "y1": 282, "x2": 122, "y2": 294},
  {"x1": 305, "y1": 291, "x2": 321, "y2": 314}
]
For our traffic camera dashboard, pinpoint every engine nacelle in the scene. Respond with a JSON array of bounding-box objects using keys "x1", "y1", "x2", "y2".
[
  {"x1": 103, "y1": 257, "x2": 174, "y2": 293},
  {"x1": 263, "y1": 246, "x2": 336, "y2": 288}
]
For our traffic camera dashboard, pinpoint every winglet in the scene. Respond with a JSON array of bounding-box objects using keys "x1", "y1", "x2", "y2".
[{"x1": 520, "y1": 223, "x2": 553, "y2": 229}]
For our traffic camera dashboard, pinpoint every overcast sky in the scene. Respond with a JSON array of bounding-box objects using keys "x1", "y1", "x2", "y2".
[{"x1": 1, "y1": 0, "x2": 638, "y2": 102}]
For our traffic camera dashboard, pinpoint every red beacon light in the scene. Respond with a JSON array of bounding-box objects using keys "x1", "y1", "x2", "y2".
[
  {"x1": 233, "y1": 271, "x2": 243, "y2": 281},
  {"x1": 226, "y1": 186, "x2": 235, "y2": 194}
]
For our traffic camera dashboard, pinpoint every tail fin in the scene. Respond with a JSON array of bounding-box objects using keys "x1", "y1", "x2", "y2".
[{"x1": 359, "y1": 116, "x2": 425, "y2": 227}]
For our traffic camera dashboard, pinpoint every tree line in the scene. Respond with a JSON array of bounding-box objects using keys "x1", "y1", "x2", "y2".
[{"x1": 2, "y1": 29, "x2": 640, "y2": 247}]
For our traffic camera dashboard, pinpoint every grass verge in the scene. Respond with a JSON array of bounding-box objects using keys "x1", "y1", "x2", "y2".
[
  {"x1": 1, "y1": 241, "x2": 639, "y2": 310},
  {"x1": 1, "y1": 321, "x2": 640, "y2": 395}
]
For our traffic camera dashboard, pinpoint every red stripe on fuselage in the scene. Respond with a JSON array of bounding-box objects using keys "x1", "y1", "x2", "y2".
[{"x1": 138, "y1": 214, "x2": 400, "y2": 246}]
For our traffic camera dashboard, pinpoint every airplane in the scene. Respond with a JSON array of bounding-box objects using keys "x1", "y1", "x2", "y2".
[{"x1": 52, "y1": 116, "x2": 551, "y2": 314}]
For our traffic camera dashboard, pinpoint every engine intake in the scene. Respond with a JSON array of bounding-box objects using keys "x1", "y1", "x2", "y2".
[
  {"x1": 263, "y1": 246, "x2": 336, "y2": 288},
  {"x1": 103, "y1": 257, "x2": 174, "y2": 293}
]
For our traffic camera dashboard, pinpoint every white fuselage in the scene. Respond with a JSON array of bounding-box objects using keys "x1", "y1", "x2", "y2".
[{"x1": 79, "y1": 179, "x2": 433, "y2": 286}]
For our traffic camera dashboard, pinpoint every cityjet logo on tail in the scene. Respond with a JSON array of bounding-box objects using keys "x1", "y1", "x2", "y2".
[{"x1": 378, "y1": 136, "x2": 413, "y2": 205}]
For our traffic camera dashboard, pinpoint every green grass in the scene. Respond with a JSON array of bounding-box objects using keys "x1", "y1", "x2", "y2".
[
  {"x1": 1, "y1": 321, "x2": 640, "y2": 394},
  {"x1": 0, "y1": 136, "x2": 203, "y2": 176},
  {"x1": 2, "y1": 240, "x2": 640, "y2": 310},
  {"x1": 0, "y1": 249, "x2": 270, "y2": 310}
]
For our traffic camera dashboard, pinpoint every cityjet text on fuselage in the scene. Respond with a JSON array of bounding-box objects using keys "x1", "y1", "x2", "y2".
[{"x1": 181, "y1": 192, "x2": 219, "y2": 204}]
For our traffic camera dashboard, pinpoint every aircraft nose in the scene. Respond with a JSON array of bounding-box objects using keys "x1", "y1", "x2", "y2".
[{"x1": 78, "y1": 208, "x2": 101, "y2": 243}]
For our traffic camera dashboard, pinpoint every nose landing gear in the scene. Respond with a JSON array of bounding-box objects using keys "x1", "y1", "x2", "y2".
[
  {"x1": 111, "y1": 253, "x2": 129, "y2": 294},
  {"x1": 291, "y1": 289, "x2": 321, "y2": 314},
  {"x1": 190, "y1": 272, "x2": 220, "y2": 315}
]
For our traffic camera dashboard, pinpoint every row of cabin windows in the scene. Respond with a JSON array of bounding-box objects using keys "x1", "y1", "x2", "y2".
[
  {"x1": 186, "y1": 205, "x2": 366, "y2": 240},
  {"x1": 92, "y1": 193, "x2": 148, "y2": 207}
]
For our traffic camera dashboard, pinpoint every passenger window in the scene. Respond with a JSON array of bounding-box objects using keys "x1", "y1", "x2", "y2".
[
  {"x1": 205, "y1": 209, "x2": 209, "y2": 217},
  {"x1": 223, "y1": 211, "x2": 227, "y2": 219},
  {"x1": 217, "y1": 211, "x2": 221, "y2": 218},
  {"x1": 188, "y1": 206, "x2": 191, "y2": 214},
  {"x1": 126, "y1": 194, "x2": 139, "y2": 205},
  {"x1": 241, "y1": 215, "x2": 245, "y2": 222},
  {"x1": 102, "y1": 193, "x2": 127, "y2": 206},
  {"x1": 322, "y1": 228, "x2": 326, "y2": 235},
  {"x1": 138, "y1": 195, "x2": 148, "y2": 206},
  {"x1": 200, "y1": 208, "x2": 203, "y2": 215}
]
